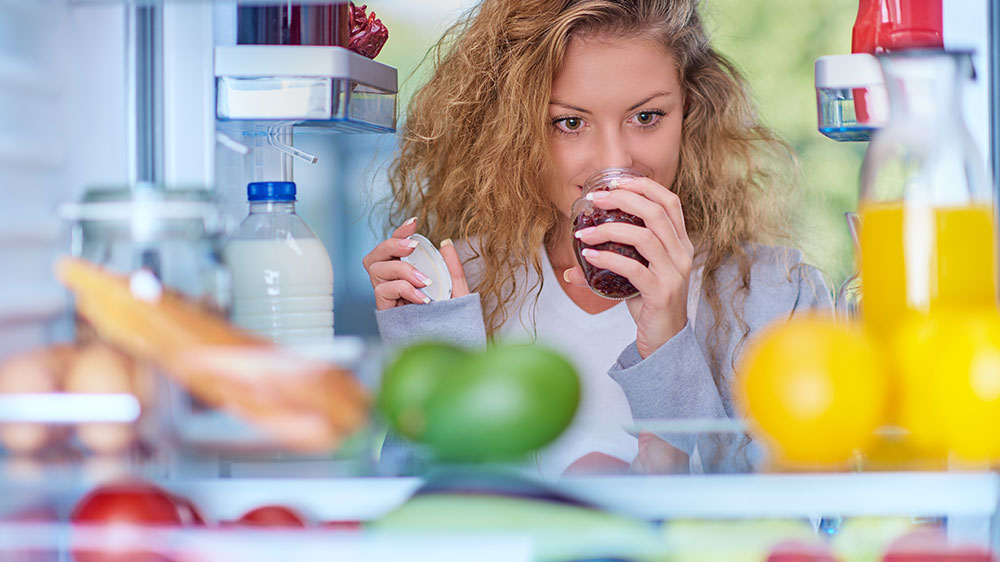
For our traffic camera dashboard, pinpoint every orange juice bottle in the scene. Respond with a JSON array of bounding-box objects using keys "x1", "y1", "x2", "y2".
[
  {"x1": 860, "y1": 202, "x2": 996, "y2": 337},
  {"x1": 856, "y1": 50, "x2": 993, "y2": 467},
  {"x1": 858, "y1": 50, "x2": 994, "y2": 340}
]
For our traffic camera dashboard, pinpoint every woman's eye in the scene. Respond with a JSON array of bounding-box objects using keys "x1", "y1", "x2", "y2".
[
  {"x1": 554, "y1": 117, "x2": 583, "y2": 132},
  {"x1": 634, "y1": 111, "x2": 660, "y2": 126}
]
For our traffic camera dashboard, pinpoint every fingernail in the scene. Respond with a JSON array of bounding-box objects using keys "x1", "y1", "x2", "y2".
[
  {"x1": 414, "y1": 271, "x2": 433, "y2": 285},
  {"x1": 609, "y1": 177, "x2": 633, "y2": 187},
  {"x1": 574, "y1": 226, "x2": 596, "y2": 239},
  {"x1": 562, "y1": 268, "x2": 573, "y2": 283},
  {"x1": 421, "y1": 295, "x2": 431, "y2": 304},
  {"x1": 586, "y1": 190, "x2": 611, "y2": 201},
  {"x1": 403, "y1": 216, "x2": 417, "y2": 226},
  {"x1": 440, "y1": 238, "x2": 454, "y2": 247},
  {"x1": 399, "y1": 238, "x2": 419, "y2": 249},
  {"x1": 581, "y1": 248, "x2": 599, "y2": 258}
]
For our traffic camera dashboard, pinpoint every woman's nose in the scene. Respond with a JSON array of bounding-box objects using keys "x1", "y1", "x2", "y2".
[{"x1": 595, "y1": 127, "x2": 634, "y2": 170}]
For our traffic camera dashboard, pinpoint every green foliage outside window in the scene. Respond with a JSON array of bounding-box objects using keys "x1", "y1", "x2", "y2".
[{"x1": 704, "y1": 0, "x2": 865, "y2": 293}]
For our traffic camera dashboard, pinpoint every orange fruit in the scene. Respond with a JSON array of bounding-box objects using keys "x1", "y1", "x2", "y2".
[
  {"x1": 735, "y1": 314, "x2": 889, "y2": 469},
  {"x1": 889, "y1": 314, "x2": 954, "y2": 462},
  {"x1": 925, "y1": 310, "x2": 1000, "y2": 465}
]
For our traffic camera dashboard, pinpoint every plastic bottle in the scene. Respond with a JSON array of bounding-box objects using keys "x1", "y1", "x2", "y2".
[
  {"x1": 223, "y1": 181, "x2": 334, "y2": 345},
  {"x1": 850, "y1": 0, "x2": 943, "y2": 125}
]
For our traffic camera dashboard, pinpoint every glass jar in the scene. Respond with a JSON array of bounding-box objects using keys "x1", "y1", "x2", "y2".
[
  {"x1": 858, "y1": 50, "x2": 994, "y2": 339},
  {"x1": 64, "y1": 185, "x2": 230, "y2": 467},
  {"x1": 571, "y1": 168, "x2": 647, "y2": 300},
  {"x1": 70, "y1": 185, "x2": 229, "y2": 310},
  {"x1": 236, "y1": 2, "x2": 350, "y2": 47},
  {"x1": 835, "y1": 212, "x2": 863, "y2": 322}
]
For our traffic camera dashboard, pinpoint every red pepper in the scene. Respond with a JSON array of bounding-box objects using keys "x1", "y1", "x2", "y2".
[{"x1": 349, "y1": 3, "x2": 388, "y2": 59}]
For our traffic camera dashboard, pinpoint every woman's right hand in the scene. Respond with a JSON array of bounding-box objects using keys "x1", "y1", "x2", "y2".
[{"x1": 362, "y1": 218, "x2": 470, "y2": 310}]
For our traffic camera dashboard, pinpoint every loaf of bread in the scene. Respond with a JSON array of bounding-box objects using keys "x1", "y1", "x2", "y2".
[{"x1": 56, "y1": 258, "x2": 369, "y2": 451}]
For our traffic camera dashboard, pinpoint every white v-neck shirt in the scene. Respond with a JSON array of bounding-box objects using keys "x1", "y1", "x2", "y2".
[{"x1": 494, "y1": 250, "x2": 639, "y2": 480}]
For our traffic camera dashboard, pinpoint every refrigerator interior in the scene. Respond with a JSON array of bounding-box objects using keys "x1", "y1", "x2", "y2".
[{"x1": 0, "y1": 0, "x2": 999, "y2": 559}]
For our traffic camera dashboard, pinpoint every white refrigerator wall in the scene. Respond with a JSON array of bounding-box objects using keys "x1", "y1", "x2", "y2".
[{"x1": 0, "y1": 2, "x2": 129, "y2": 358}]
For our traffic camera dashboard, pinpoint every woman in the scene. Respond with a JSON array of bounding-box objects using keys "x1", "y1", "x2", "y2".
[{"x1": 363, "y1": 0, "x2": 832, "y2": 478}]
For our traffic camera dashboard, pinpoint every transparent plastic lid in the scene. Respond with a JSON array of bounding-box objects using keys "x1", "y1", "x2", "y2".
[{"x1": 400, "y1": 234, "x2": 452, "y2": 302}]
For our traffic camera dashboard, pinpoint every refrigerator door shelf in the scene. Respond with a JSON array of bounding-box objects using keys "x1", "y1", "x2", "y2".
[{"x1": 215, "y1": 45, "x2": 397, "y2": 133}]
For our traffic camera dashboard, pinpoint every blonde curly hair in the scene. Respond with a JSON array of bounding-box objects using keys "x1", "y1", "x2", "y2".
[{"x1": 387, "y1": 0, "x2": 796, "y2": 374}]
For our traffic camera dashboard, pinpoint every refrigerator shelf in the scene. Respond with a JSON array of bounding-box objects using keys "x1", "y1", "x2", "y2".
[
  {"x1": 214, "y1": 45, "x2": 397, "y2": 133},
  {"x1": 0, "y1": 393, "x2": 140, "y2": 424}
]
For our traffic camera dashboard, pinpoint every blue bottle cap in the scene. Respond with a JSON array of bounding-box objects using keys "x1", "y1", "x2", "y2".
[{"x1": 248, "y1": 181, "x2": 296, "y2": 202}]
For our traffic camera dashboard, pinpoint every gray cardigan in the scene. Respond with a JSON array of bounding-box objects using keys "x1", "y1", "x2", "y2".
[{"x1": 375, "y1": 246, "x2": 833, "y2": 473}]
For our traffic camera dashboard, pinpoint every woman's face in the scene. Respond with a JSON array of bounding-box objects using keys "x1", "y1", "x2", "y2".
[{"x1": 547, "y1": 34, "x2": 685, "y2": 219}]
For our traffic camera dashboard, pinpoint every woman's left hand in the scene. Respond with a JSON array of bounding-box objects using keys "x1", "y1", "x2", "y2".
[{"x1": 564, "y1": 176, "x2": 695, "y2": 358}]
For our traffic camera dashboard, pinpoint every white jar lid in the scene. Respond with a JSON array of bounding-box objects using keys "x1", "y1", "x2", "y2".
[
  {"x1": 815, "y1": 53, "x2": 884, "y2": 88},
  {"x1": 401, "y1": 234, "x2": 453, "y2": 302}
]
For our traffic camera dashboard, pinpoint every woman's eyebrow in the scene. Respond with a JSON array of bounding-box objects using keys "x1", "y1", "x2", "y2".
[
  {"x1": 627, "y1": 91, "x2": 673, "y2": 111},
  {"x1": 548, "y1": 100, "x2": 591, "y2": 114},
  {"x1": 549, "y1": 91, "x2": 675, "y2": 114}
]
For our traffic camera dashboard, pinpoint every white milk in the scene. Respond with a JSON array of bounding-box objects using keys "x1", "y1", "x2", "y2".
[{"x1": 223, "y1": 237, "x2": 334, "y2": 345}]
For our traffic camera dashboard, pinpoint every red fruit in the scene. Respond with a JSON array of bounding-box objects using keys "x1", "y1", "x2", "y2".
[
  {"x1": 767, "y1": 540, "x2": 837, "y2": 562},
  {"x1": 236, "y1": 505, "x2": 308, "y2": 527},
  {"x1": 883, "y1": 529, "x2": 994, "y2": 562},
  {"x1": 71, "y1": 481, "x2": 182, "y2": 562}
]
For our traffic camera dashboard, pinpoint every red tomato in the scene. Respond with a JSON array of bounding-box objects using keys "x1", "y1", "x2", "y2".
[
  {"x1": 70, "y1": 481, "x2": 182, "y2": 562},
  {"x1": 72, "y1": 481, "x2": 183, "y2": 525},
  {"x1": 236, "y1": 505, "x2": 308, "y2": 527}
]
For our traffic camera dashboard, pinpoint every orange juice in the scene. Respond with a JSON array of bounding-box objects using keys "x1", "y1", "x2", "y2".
[{"x1": 860, "y1": 202, "x2": 996, "y2": 339}]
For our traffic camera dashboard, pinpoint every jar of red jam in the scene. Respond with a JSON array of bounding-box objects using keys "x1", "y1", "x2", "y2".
[{"x1": 571, "y1": 168, "x2": 648, "y2": 300}]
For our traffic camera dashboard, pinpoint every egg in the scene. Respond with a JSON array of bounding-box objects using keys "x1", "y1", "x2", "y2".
[
  {"x1": 64, "y1": 343, "x2": 138, "y2": 455},
  {"x1": 0, "y1": 345, "x2": 72, "y2": 454}
]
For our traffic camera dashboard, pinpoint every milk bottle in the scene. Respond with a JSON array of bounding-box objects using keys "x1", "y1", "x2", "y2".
[{"x1": 223, "y1": 181, "x2": 334, "y2": 344}]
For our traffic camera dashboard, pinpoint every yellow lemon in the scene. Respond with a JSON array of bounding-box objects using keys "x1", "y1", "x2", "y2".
[{"x1": 735, "y1": 314, "x2": 890, "y2": 469}]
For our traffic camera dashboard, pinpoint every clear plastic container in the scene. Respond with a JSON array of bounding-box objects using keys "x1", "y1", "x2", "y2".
[
  {"x1": 814, "y1": 53, "x2": 888, "y2": 141},
  {"x1": 214, "y1": 46, "x2": 398, "y2": 132},
  {"x1": 570, "y1": 168, "x2": 647, "y2": 300},
  {"x1": 223, "y1": 181, "x2": 334, "y2": 345}
]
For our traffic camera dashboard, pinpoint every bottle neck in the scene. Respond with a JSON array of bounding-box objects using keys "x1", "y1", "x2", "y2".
[
  {"x1": 249, "y1": 201, "x2": 296, "y2": 214},
  {"x1": 882, "y1": 53, "x2": 967, "y2": 123}
]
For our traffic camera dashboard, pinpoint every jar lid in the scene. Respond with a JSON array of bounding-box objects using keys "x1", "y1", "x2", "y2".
[
  {"x1": 59, "y1": 186, "x2": 218, "y2": 223},
  {"x1": 400, "y1": 234, "x2": 452, "y2": 302},
  {"x1": 814, "y1": 53, "x2": 883, "y2": 88}
]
